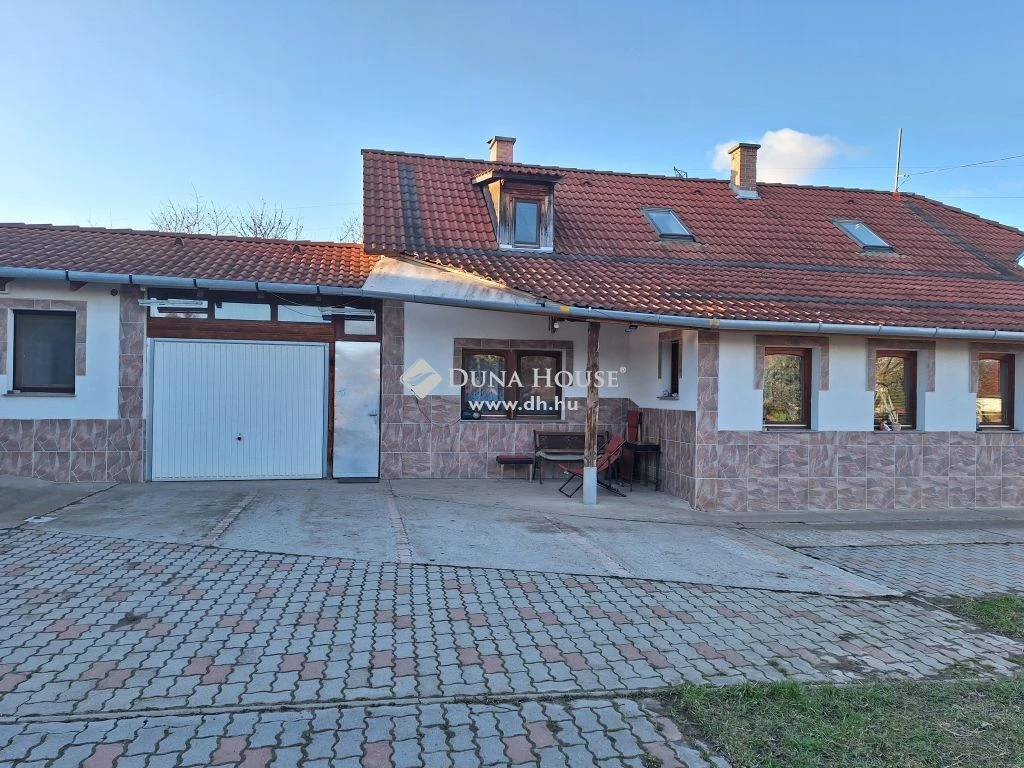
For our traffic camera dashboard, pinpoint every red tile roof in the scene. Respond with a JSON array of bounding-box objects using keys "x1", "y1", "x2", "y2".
[
  {"x1": 362, "y1": 149, "x2": 1024, "y2": 331},
  {"x1": 0, "y1": 223, "x2": 374, "y2": 288}
]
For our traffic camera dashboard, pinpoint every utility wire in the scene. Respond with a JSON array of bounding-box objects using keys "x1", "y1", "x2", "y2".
[{"x1": 904, "y1": 153, "x2": 1024, "y2": 178}]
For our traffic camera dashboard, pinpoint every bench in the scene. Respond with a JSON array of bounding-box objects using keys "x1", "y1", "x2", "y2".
[{"x1": 533, "y1": 430, "x2": 609, "y2": 483}]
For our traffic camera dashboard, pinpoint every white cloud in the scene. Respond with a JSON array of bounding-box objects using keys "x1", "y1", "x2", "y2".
[{"x1": 711, "y1": 128, "x2": 846, "y2": 184}]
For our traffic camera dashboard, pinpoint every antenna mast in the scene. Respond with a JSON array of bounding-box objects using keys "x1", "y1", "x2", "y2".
[{"x1": 893, "y1": 127, "x2": 903, "y2": 198}]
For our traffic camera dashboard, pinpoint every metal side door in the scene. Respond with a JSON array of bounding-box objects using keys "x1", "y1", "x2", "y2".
[{"x1": 332, "y1": 340, "x2": 381, "y2": 479}]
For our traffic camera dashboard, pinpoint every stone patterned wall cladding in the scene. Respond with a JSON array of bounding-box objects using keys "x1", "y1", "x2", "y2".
[
  {"x1": 690, "y1": 330, "x2": 1024, "y2": 514},
  {"x1": 379, "y1": 300, "x2": 628, "y2": 480},
  {"x1": 635, "y1": 408, "x2": 696, "y2": 501},
  {"x1": 382, "y1": 394, "x2": 631, "y2": 480},
  {"x1": 0, "y1": 287, "x2": 146, "y2": 482},
  {"x1": 696, "y1": 429, "x2": 1024, "y2": 514},
  {"x1": 0, "y1": 297, "x2": 88, "y2": 376}
]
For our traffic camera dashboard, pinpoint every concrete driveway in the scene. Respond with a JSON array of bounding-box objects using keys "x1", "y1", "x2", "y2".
[{"x1": 3, "y1": 476, "x2": 895, "y2": 597}]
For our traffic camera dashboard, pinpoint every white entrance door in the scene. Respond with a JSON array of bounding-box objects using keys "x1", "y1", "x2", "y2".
[
  {"x1": 150, "y1": 339, "x2": 328, "y2": 480},
  {"x1": 333, "y1": 341, "x2": 381, "y2": 479}
]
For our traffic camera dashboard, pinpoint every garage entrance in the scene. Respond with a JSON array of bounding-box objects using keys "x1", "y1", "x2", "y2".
[{"x1": 149, "y1": 339, "x2": 328, "y2": 480}]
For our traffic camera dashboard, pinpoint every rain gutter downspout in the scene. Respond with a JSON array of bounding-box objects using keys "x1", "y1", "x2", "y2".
[{"x1": 3, "y1": 264, "x2": 1024, "y2": 343}]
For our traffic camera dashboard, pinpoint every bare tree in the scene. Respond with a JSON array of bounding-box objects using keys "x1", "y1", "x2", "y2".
[
  {"x1": 234, "y1": 200, "x2": 303, "y2": 240},
  {"x1": 151, "y1": 192, "x2": 357, "y2": 242},
  {"x1": 337, "y1": 211, "x2": 363, "y2": 243},
  {"x1": 150, "y1": 188, "x2": 235, "y2": 235}
]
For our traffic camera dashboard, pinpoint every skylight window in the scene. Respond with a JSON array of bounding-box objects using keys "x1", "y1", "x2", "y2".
[
  {"x1": 834, "y1": 219, "x2": 892, "y2": 251},
  {"x1": 1016, "y1": 250, "x2": 1024, "y2": 268},
  {"x1": 643, "y1": 208, "x2": 694, "y2": 241}
]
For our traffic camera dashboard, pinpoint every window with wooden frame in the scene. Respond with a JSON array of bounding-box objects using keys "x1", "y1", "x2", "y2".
[
  {"x1": 762, "y1": 347, "x2": 811, "y2": 428},
  {"x1": 460, "y1": 349, "x2": 562, "y2": 420},
  {"x1": 494, "y1": 182, "x2": 553, "y2": 251},
  {"x1": 874, "y1": 351, "x2": 917, "y2": 430},
  {"x1": 12, "y1": 310, "x2": 77, "y2": 394},
  {"x1": 512, "y1": 199, "x2": 541, "y2": 247},
  {"x1": 977, "y1": 353, "x2": 1014, "y2": 429}
]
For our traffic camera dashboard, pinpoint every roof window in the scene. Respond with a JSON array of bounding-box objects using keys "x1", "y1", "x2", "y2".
[
  {"x1": 642, "y1": 208, "x2": 694, "y2": 241},
  {"x1": 834, "y1": 219, "x2": 892, "y2": 251},
  {"x1": 1016, "y1": 250, "x2": 1024, "y2": 268}
]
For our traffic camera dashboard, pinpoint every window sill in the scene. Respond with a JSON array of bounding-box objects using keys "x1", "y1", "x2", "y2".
[
  {"x1": 498, "y1": 244, "x2": 555, "y2": 253},
  {"x1": 763, "y1": 426, "x2": 812, "y2": 432},
  {"x1": 656, "y1": 395, "x2": 679, "y2": 401},
  {"x1": 4, "y1": 391, "x2": 75, "y2": 398}
]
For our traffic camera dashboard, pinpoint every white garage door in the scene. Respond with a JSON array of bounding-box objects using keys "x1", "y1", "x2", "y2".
[{"x1": 150, "y1": 340, "x2": 328, "y2": 480}]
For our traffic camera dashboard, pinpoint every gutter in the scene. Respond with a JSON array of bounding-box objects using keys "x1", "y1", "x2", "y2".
[{"x1": 4, "y1": 264, "x2": 1024, "y2": 343}]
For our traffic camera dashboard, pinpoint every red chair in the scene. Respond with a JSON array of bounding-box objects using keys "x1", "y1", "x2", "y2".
[{"x1": 558, "y1": 435, "x2": 626, "y2": 498}]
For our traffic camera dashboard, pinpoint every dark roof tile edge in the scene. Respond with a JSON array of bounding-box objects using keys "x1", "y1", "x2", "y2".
[{"x1": 0, "y1": 222, "x2": 363, "y2": 249}]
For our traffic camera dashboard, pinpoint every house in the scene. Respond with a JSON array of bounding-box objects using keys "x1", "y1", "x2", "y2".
[
  {"x1": 3, "y1": 135, "x2": 1024, "y2": 514},
  {"x1": 0, "y1": 226, "x2": 376, "y2": 483},
  {"x1": 360, "y1": 136, "x2": 1024, "y2": 513}
]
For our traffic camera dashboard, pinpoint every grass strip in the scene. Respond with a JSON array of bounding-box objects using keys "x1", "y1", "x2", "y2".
[{"x1": 665, "y1": 678, "x2": 1024, "y2": 768}]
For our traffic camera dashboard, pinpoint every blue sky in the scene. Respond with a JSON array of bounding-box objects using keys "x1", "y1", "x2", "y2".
[{"x1": 2, "y1": 0, "x2": 1022, "y2": 240}]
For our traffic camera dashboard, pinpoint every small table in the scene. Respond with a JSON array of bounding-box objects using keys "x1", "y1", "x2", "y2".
[
  {"x1": 624, "y1": 442, "x2": 661, "y2": 491},
  {"x1": 495, "y1": 454, "x2": 535, "y2": 481}
]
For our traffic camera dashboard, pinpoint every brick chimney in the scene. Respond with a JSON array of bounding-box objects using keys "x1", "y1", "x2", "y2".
[
  {"x1": 728, "y1": 142, "x2": 761, "y2": 199},
  {"x1": 488, "y1": 136, "x2": 516, "y2": 163}
]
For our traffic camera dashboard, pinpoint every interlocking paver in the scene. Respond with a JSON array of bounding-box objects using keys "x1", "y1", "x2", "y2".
[
  {"x1": 2, "y1": 525, "x2": 1022, "y2": 765},
  {"x1": 800, "y1": 542, "x2": 1024, "y2": 596}
]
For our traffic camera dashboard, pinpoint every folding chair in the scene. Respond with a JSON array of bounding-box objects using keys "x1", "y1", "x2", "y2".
[{"x1": 558, "y1": 435, "x2": 626, "y2": 498}]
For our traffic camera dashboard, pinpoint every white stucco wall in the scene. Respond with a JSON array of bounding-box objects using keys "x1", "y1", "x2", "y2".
[
  {"x1": 716, "y1": 331, "x2": 1007, "y2": 433},
  {"x1": 817, "y1": 336, "x2": 874, "y2": 430},
  {"x1": 402, "y1": 304, "x2": 1019, "y2": 432},
  {"x1": 923, "y1": 341, "x2": 976, "y2": 431},
  {"x1": 718, "y1": 333, "x2": 762, "y2": 430},
  {"x1": 402, "y1": 303, "x2": 631, "y2": 400},
  {"x1": 0, "y1": 280, "x2": 121, "y2": 420},
  {"x1": 623, "y1": 328, "x2": 697, "y2": 410}
]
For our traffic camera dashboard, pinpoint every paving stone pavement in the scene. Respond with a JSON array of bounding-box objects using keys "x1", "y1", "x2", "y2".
[
  {"x1": 800, "y1": 542, "x2": 1024, "y2": 596},
  {"x1": 1, "y1": 527, "x2": 1022, "y2": 766},
  {"x1": 0, "y1": 697, "x2": 731, "y2": 768}
]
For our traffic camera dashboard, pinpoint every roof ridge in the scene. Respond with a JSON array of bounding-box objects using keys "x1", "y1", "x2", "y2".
[
  {"x1": 363, "y1": 149, "x2": 1024, "y2": 219},
  {"x1": 364, "y1": 148, "x2": 928, "y2": 197},
  {"x1": 361, "y1": 148, "x2": 727, "y2": 184},
  {"x1": 0, "y1": 222, "x2": 362, "y2": 249}
]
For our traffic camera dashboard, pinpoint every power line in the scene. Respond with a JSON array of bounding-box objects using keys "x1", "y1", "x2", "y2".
[{"x1": 905, "y1": 153, "x2": 1024, "y2": 178}]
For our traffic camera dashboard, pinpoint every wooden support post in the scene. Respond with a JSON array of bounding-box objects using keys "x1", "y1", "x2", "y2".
[{"x1": 583, "y1": 321, "x2": 600, "y2": 505}]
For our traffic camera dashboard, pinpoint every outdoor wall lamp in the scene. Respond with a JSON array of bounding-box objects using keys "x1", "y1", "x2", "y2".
[{"x1": 319, "y1": 307, "x2": 377, "y2": 322}]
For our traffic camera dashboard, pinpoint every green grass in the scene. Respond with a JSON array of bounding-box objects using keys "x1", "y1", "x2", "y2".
[
  {"x1": 945, "y1": 594, "x2": 1024, "y2": 639},
  {"x1": 664, "y1": 678, "x2": 1024, "y2": 768}
]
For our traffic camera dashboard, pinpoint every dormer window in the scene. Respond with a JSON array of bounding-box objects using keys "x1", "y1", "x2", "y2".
[
  {"x1": 834, "y1": 219, "x2": 892, "y2": 251},
  {"x1": 513, "y1": 199, "x2": 541, "y2": 247},
  {"x1": 474, "y1": 167, "x2": 559, "y2": 252},
  {"x1": 643, "y1": 208, "x2": 694, "y2": 241}
]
